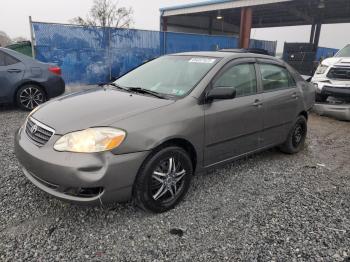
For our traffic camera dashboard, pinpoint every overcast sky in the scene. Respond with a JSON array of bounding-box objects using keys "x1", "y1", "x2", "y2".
[{"x1": 1, "y1": 0, "x2": 350, "y2": 51}]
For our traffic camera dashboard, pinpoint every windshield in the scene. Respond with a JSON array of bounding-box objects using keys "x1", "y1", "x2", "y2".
[
  {"x1": 335, "y1": 45, "x2": 350, "y2": 57},
  {"x1": 114, "y1": 55, "x2": 219, "y2": 97}
]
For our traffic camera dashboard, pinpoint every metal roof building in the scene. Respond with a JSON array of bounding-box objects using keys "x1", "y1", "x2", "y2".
[{"x1": 160, "y1": 0, "x2": 350, "y2": 49}]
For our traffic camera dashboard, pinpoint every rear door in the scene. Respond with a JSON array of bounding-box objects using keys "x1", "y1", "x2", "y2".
[
  {"x1": 0, "y1": 50, "x2": 25, "y2": 102},
  {"x1": 257, "y1": 60, "x2": 299, "y2": 146},
  {"x1": 204, "y1": 58, "x2": 264, "y2": 167}
]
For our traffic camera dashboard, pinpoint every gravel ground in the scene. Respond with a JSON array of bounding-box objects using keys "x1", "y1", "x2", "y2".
[{"x1": 0, "y1": 106, "x2": 349, "y2": 261}]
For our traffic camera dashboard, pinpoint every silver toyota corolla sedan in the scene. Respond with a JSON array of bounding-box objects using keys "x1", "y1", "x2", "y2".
[{"x1": 15, "y1": 51, "x2": 315, "y2": 213}]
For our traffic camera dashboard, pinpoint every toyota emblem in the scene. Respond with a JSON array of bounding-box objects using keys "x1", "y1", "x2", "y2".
[{"x1": 30, "y1": 124, "x2": 38, "y2": 134}]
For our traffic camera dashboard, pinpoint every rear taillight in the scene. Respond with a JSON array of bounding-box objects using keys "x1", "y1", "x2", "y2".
[{"x1": 49, "y1": 66, "x2": 61, "y2": 76}]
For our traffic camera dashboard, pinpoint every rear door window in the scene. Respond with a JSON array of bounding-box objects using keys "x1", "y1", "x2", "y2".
[{"x1": 259, "y1": 64, "x2": 294, "y2": 92}]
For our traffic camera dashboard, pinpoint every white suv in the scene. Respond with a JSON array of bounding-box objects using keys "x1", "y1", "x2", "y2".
[{"x1": 312, "y1": 45, "x2": 350, "y2": 102}]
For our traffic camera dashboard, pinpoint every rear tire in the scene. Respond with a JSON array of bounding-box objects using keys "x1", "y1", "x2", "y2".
[
  {"x1": 279, "y1": 115, "x2": 307, "y2": 154},
  {"x1": 133, "y1": 146, "x2": 193, "y2": 213},
  {"x1": 16, "y1": 84, "x2": 46, "y2": 111}
]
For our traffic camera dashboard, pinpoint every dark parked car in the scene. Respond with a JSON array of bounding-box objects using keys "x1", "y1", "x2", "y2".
[
  {"x1": 0, "y1": 47, "x2": 65, "y2": 110},
  {"x1": 15, "y1": 51, "x2": 315, "y2": 213}
]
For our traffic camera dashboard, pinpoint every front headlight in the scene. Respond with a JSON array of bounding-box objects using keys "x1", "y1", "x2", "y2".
[
  {"x1": 54, "y1": 127, "x2": 126, "y2": 153},
  {"x1": 313, "y1": 82, "x2": 322, "y2": 92},
  {"x1": 315, "y1": 64, "x2": 329, "y2": 74}
]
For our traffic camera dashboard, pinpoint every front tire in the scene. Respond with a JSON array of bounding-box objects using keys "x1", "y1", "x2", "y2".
[
  {"x1": 279, "y1": 115, "x2": 307, "y2": 154},
  {"x1": 133, "y1": 146, "x2": 193, "y2": 213},
  {"x1": 16, "y1": 84, "x2": 46, "y2": 111}
]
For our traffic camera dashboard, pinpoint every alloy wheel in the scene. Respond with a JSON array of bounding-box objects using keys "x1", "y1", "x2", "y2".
[
  {"x1": 151, "y1": 157, "x2": 187, "y2": 202},
  {"x1": 19, "y1": 86, "x2": 45, "y2": 110}
]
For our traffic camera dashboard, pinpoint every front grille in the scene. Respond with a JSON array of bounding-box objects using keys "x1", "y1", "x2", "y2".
[
  {"x1": 327, "y1": 67, "x2": 350, "y2": 80},
  {"x1": 323, "y1": 85, "x2": 350, "y2": 90},
  {"x1": 25, "y1": 117, "x2": 55, "y2": 146}
]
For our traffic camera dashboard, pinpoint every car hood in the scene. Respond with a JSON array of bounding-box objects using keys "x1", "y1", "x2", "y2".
[
  {"x1": 321, "y1": 57, "x2": 350, "y2": 67},
  {"x1": 32, "y1": 87, "x2": 174, "y2": 134}
]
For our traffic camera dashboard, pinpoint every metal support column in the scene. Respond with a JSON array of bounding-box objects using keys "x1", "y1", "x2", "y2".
[
  {"x1": 162, "y1": 16, "x2": 168, "y2": 32},
  {"x1": 309, "y1": 23, "x2": 316, "y2": 43},
  {"x1": 313, "y1": 22, "x2": 322, "y2": 51},
  {"x1": 161, "y1": 16, "x2": 168, "y2": 55},
  {"x1": 239, "y1": 7, "x2": 253, "y2": 49},
  {"x1": 208, "y1": 17, "x2": 213, "y2": 35}
]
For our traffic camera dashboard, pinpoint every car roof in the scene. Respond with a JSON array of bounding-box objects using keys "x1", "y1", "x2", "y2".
[
  {"x1": 170, "y1": 50, "x2": 281, "y2": 61},
  {"x1": 170, "y1": 51, "x2": 233, "y2": 58}
]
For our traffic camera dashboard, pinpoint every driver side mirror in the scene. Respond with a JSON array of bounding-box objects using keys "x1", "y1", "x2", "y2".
[{"x1": 206, "y1": 87, "x2": 236, "y2": 102}]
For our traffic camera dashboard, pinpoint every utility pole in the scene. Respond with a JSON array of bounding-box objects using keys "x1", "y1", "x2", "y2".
[{"x1": 29, "y1": 16, "x2": 36, "y2": 58}]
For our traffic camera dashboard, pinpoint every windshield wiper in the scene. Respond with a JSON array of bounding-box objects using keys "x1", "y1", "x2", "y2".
[
  {"x1": 107, "y1": 82, "x2": 131, "y2": 92},
  {"x1": 128, "y1": 87, "x2": 167, "y2": 99},
  {"x1": 107, "y1": 83, "x2": 167, "y2": 99}
]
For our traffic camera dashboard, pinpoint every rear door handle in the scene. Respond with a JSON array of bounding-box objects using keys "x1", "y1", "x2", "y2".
[
  {"x1": 7, "y1": 69, "x2": 22, "y2": 73},
  {"x1": 253, "y1": 99, "x2": 263, "y2": 107}
]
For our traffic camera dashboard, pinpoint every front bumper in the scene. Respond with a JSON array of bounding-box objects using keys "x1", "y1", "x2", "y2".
[
  {"x1": 14, "y1": 127, "x2": 149, "y2": 205},
  {"x1": 313, "y1": 80, "x2": 350, "y2": 98},
  {"x1": 313, "y1": 103, "x2": 350, "y2": 121}
]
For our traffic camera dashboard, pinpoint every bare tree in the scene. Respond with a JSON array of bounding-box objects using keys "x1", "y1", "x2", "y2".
[
  {"x1": 0, "y1": 31, "x2": 12, "y2": 47},
  {"x1": 70, "y1": 0, "x2": 133, "y2": 28}
]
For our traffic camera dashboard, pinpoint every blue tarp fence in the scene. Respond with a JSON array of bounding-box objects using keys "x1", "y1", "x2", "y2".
[
  {"x1": 316, "y1": 47, "x2": 339, "y2": 61},
  {"x1": 32, "y1": 22, "x2": 277, "y2": 84}
]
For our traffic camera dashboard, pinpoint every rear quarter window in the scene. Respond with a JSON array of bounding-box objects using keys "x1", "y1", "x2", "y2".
[
  {"x1": 0, "y1": 51, "x2": 6, "y2": 66},
  {"x1": 0, "y1": 51, "x2": 19, "y2": 66}
]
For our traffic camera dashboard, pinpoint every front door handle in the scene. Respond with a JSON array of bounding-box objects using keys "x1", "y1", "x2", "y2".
[
  {"x1": 7, "y1": 69, "x2": 22, "y2": 73},
  {"x1": 292, "y1": 92, "x2": 299, "y2": 99},
  {"x1": 253, "y1": 99, "x2": 263, "y2": 107}
]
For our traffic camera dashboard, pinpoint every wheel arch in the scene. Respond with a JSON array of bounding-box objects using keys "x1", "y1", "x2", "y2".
[
  {"x1": 149, "y1": 138, "x2": 198, "y2": 172},
  {"x1": 13, "y1": 81, "x2": 48, "y2": 104},
  {"x1": 298, "y1": 110, "x2": 308, "y2": 120}
]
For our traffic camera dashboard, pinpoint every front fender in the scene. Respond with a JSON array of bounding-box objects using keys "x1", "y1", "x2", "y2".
[{"x1": 110, "y1": 98, "x2": 205, "y2": 166}]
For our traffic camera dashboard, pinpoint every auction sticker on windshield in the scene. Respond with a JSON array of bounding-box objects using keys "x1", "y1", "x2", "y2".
[{"x1": 189, "y1": 58, "x2": 216, "y2": 64}]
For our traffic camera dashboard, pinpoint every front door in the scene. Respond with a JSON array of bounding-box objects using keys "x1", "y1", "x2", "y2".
[{"x1": 204, "y1": 59, "x2": 264, "y2": 167}]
